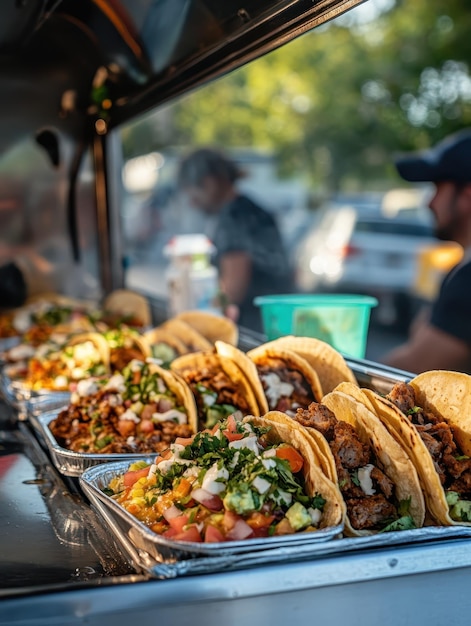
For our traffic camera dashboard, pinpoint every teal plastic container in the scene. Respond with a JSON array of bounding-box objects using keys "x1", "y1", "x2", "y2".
[{"x1": 254, "y1": 294, "x2": 378, "y2": 358}]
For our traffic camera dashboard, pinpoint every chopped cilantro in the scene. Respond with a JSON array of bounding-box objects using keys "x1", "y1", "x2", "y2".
[
  {"x1": 380, "y1": 516, "x2": 416, "y2": 533},
  {"x1": 456, "y1": 455, "x2": 470, "y2": 461},
  {"x1": 351, "y1": 471, "x2": 361, "y2": 487},
  {"x1": 406, "y1": 406, "x2": 422, "y2": 415},
  {"x1": 95, "y1": 435, "x2": 114, "y2": 449},
  {"x1": 102, "y1": 487, "x2": 114, "y2": 497},
  {"x1": 312, "y1": 493, "x2": 327, "y2": 511}
]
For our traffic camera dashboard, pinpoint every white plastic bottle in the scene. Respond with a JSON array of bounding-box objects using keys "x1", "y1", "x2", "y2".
[{"x1": 164, "y1": 234, "x2": 221, "y2": 316}]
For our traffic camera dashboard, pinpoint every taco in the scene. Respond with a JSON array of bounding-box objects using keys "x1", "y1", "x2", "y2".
[
  {"x1": 175, "y1": 310, "x2": 238, "y2": 346},
  {"x1": 261, "y1": 336, "x2": 357, "y2": 394},
  {"x1": 50, "y1": 360, "x2": 197, "y2": 454},
  {"x1": 362, "y1": 373, "x2": 471, "y2": 526},
  {"x1": 101, "y1": 289, "x2": 151, "y2": 328},
  {"x1": 293, "y1": 392, "x2": 425, "y2": 535},
  {"x1": 144, "y1": 327, "x2": 188, "y2": 365},
  {"x1": 104, "y1": 328, "x2": 151, "y2": 372},
  {"x1": 246, "y1": 346, "x2": 323, "y2": 416},
  {"x1": 104, "y1": 411, "x2": 343, "y2": 542},
  {"x1": 158, "y1": 318, "x2": 212, "y2": 352},
  {"x1": 14, "y1": 332, "x2": 110, "y2": 391},
  {"x1": 171, "y1": 351, "x2": 261, "y2": 429}
]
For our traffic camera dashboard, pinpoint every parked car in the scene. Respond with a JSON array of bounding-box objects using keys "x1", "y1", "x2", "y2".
[{"x1": 294, "y1": 199, "x2": 448, "y2": 329}]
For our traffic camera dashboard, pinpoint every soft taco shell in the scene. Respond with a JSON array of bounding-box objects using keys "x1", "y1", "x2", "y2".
[
  {"x1": 176, "y1": 310, "x2": 238, "y2": 346},
  {"x1": 410, "y1": 370, "x2": 471, "y2": 456},
  {"x1": 103, "y1": 290, "x2": 151, "y2": 327},
  {"x1": 215, "y1": 340, "x2": 269, "y2": 414},
  {"x1": 171, "y1": 351, "x2": 260, "y2": 418},
  {"x1": 159, "y1": 319, "x2": 212, "y2": 352},
  {"x1": 246, "y1": 414, "x2": 345, "y2": 529},
  {"x1": 361, "y1": 388, "x2": 456, "y2": 526},
  {"x1": 144, "y1": 328, "x2": 188, "y2": 356},
  {"x1": 331, "y1": 381, "x2": 376, "y2": 413},
  {"x1": 263, "y1": 336, "x2": 357, "y2": 394},
  {"x1": 247, "y1": 345, "x2": 324, "y2": 404},
  {"x1": 146, "y1": 361, "x2": 198, "y2": 433},
  {"x1": 319, "y1": 391, "x2": 426, "y2": 535}
]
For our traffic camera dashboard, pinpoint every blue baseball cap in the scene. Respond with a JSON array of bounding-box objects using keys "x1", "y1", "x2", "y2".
[{"x1": 395, "y1": 129, "x2": 471, "y2": 183}]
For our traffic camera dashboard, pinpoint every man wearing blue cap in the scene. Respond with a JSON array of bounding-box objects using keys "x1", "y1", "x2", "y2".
[{"x1": 384, "y1": 129, "x2": 471, "y2": 373}]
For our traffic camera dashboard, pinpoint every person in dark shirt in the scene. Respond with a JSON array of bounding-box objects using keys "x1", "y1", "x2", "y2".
[
  {"x1": 383, "y1": 129, "x2": 471, "y2": 373},
  {"x1": 178, "y1": 148, "x2": 292, "y2": 331}
]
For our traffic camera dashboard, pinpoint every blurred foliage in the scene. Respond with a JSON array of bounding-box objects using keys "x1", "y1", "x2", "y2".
[{"x1": 121, "y1": 0, "x2": 471, "y2": 190}]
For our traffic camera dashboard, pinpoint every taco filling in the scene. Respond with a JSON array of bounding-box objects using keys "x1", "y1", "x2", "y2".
[
  {"x1": 255, "y1": 356, "x2": 316, "y2": 416},
  {"x1": 150, "y1": 342, "x2": 178, "y2": 366},
  {"x1": 387, "y1": 382, "x2": 471, "y2": 523},
  {"x1": 295, "y1": 402, "x2": 415, "y2": 531},
  {"x1": 105, "y1": 329, "x2": 147, "y2": 372},
  {"x1": 12, "y1": 338, "x2": 107, "y2": 391},
  {"x1": 179, "y1": 365, "x2": 252, "y2": 430},
  {"x1": 105, "y1": 414, "x2": 328, "y2": 542},
  {"x1": 50, "y1": 360, "x2": 193, "y2": 453}
]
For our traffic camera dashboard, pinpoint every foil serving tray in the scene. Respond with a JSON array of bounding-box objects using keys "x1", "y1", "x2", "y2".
[
  {"x1": 80, "y1": 460, "x2": 345, "y2": 561},
  {"x1": 32, "y1": 410, "x2": 154, "y2": 477}
]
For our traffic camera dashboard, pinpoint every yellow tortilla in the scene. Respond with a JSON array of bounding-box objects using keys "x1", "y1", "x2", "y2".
[
  {"x1": 330, "y1": 381, "x2": 376, "y2": 413},
  {"x1": 158, "y1": 319, "x2": 212, "y2": 352},
  {"x1": 247, "y1": 345, "x2": 324, "y2": 404},
  {"x1": 362, "y1": 388, "x2": 461, "y2": 526},
  {"x1": 410, "y1": 370, "x2": 471, "y2": 456},
  {"x1": 176, "y1": 310, "x2": 238, "y2": 346},
  {"x1": 246, "y1": 414, "x2": 345, "y2": 529},
  {"x1": 103, "y1": 290, "x2": 151, "y2": 327},
  {"x1": 263, "y1": 335, "x2": 357, "y2": 394}
]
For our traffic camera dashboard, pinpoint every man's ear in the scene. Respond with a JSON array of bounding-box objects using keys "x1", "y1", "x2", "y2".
[{"x1": 461, "y1": 183, "x2": 471, "y2": 204}]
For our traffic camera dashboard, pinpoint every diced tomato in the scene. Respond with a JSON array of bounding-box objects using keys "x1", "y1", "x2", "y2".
[
  {"x1": 246, "y1": 512, "x2": 276, "y2": 530},
  {"x1": 138, "y1": 419, "x2": 154, "y2": 433},
  {"x1": 275, "y1": 445, "x2": 304, "y2": 473},
  {"x1": 168, "y1": 514, "x2": 189, "y2": 534},
  {"x1": 175, "y1": 436, "x2": 194, "y2": 446},
  {"x1": 223, "y1": 509, "x2": 241, "y2": 532},
  {"x1": 123, "y1": 466, "x2": 150, "y2": 487},
  {"x1": 132, "y1": 371, "x2": 141, "y2": 384},
  {"x1": 157, "y1": 448, "x2": 173, "y2": 462},
  {"x1": 225, "y1": 414, "x2": 238, "y2": 433},
  {"x1": 204, "y1": 525, "x2": 225, "y2": 543},
  {"x1": 117, "y1": 420, "x2": 135, "y2": 438},
  {"x1": 174, "y1": 524, "x2": 202, "y2": 543},
  {"x1": 223, "y1": 430, "x2": 244, "y2": 442},
  {"x1": 162, "y1": 527, "x2": 178, "y2": 538}
]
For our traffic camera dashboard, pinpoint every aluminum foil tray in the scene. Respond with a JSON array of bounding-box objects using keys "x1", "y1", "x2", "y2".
[
  {"x1": 82, "y1": 467, "x2": 471, "y2": 580},
  {"x1": 0, "y1": 336, "x2": 21, "y2": 353},
  {"x1": 80, "y1": 461, "x2": 344, "y2": 562},
  {"x1": 32, "y1": 410, "x2": 154, "y2": 477}
]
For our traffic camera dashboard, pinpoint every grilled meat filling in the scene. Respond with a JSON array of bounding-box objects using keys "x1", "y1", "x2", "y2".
[
  {"x1": 50, "y1": 389, "x2": 192, "y2": 454},
  {"x1": 110, "y1": 347, "x2": 145, "y2": 372},
  {"x1": 295, "y1": 402, "x2": 398, "y2": 530},
  {"x1": 387, "y1": 382, "x2": 471, "y2": 496},
  {"x1": 181, "y1": 366, "x2": 251, "y2": 428},
  {"x1": 256, "y1": 357, "x2": 316, "y2": 415}
]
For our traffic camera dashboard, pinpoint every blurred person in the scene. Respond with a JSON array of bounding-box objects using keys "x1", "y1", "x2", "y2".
[
  {"x1": 178, "y1": 148, "x2": 293, "y2": 331},
  {"x1": 383, "y1": 129, "x2": 471, "y2": 373}
]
